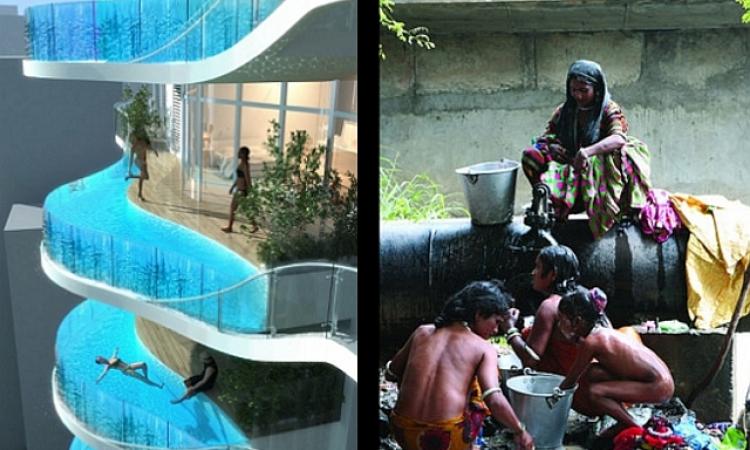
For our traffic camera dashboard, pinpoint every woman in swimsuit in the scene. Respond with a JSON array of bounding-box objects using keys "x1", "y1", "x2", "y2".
[
  {"x1": 125, "y1": 132, "x2": 158, "y2": 201},
  {"x1": 222, "y1": 146, "x2": 253, "y2": 233},
  {"x1": 94, "y1": 347, "x2": 163, "y2": 388}
]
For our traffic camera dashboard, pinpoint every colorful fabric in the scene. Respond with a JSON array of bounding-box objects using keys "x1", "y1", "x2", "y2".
[
  {"x1": 390, "y1": 378, "x2": 490, "y2": 450},
  {"x1": 669, "y1": 193, "x2": 750, "y2": 329},
  {"x1": 640, "y1": 188, "x2": 683, "y2": 243},
  {"x1": 522, "y1": 100, "x2": 651, "y2": 239},
  {"x1": 390, "y1": 411, "x2": 470, "y2": 450}
]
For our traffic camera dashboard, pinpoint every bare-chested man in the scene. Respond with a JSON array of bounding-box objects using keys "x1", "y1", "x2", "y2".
[
  {"x1": 387, "y1": 280, "x2": 534, "y2": 450},
  {"x1": 556, "y1": 286, "x2": 674, "y2": 437}
]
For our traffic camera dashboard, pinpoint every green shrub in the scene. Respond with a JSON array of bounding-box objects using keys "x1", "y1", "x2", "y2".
[
  {"x1": 239, "y1": 121, "x2": 357, "y2": 265},
  {"x1": 217, "y1": 361, "x2": 345, "y2": 436},
  {"x1": 380, "y1": 155, "x2": 468, "y2": 221}
]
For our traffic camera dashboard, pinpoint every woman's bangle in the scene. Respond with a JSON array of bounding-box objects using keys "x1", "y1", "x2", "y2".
[
  {"x1": 504, "y1": 327, "x2": 519, "y2": 339},
  {"x1": 506, "y1": 332, "x2": 521, "y2": 342},
  {"x1": 385, "y1": 360, "x2": 398, "y2": 380},
  {"x1": 513, "y1": 422, "x2": 526, "y2": 435}
]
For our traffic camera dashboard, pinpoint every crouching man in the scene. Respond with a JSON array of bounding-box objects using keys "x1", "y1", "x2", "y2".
[{"x1": 386, "y1": 280, "x2": 535, "y2": 450}]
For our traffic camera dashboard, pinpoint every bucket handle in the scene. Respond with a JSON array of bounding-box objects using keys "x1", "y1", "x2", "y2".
[
  {"x1": 522, "y1": 367, "x2": 537, "y2": 376},
  {"x1": 465, "y1": 173, "x2": 479, "y2": 185},
  {"x1": 545, "y1": 387, "x2": 565, "y2": 409}
]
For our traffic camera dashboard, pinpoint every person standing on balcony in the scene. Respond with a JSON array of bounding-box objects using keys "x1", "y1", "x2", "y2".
[
  {"x1": 95, "y1": 347, "x2": 163, "y2": 388},
  {"x1": 221, "y1": 146, "x2": 256, "y2": 233},
  {"x1": 125, "y1": 131, "x2": 158, "y2": 201},
  {"x1": 171, "y1": 351, "x2": 219, "y2": 404}
]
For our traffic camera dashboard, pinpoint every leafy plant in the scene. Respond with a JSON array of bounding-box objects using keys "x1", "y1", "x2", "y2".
[
  {"x1": 217, "y1": 360, "x2": 345, "y2": 436},
  {"x1": 379, "y1": 0, "x2": 435, "y2": 60},
  {"x1": 121, "y1": 85, "x2": 162, "y2": 140},
  {"x1": 239, "y1": 120, "x2": 357, "y2": 265},
  {"x1": 738, "y1": 0, "x2": 750, "y2": 22},
  {"x1": 380, "y1": 155, "x2": 468, "y2": 221}
]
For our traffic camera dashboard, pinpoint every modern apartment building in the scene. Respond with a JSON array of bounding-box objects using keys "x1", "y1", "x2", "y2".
[{"x1": 3, "y1": 1, "x2": 357, "y2": 449}]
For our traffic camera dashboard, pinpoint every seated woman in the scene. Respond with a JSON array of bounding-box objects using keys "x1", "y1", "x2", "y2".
[
  {"x1": 521, "y1": 60, "x2": 651, "y2": 239},
  {"x1": 557, "y1": 287, "x2": 674, "y2": 438}
]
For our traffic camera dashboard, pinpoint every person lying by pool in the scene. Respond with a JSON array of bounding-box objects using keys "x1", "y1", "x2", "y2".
[
  {"x1": 386, "y1": 280, "x2": 534, "y2": 450},
  {"x1": 171, "y1": 351, "x2": 218, "y2": 404},
  {"x1": 95, "y1": 347, "x2": 163, "y2": 388},
  {"x1": 556, "y1": 286, "x2": 674, "y2": 438}
]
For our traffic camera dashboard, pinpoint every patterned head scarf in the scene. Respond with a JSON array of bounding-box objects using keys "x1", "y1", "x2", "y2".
[{"x1": 555, "y1": 60, "x2": 611, "y2": 156}]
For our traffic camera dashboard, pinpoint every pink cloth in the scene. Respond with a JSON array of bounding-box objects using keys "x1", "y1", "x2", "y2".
[{"x1": 639, "y1": 189, "x2": 682, "y2": 243}]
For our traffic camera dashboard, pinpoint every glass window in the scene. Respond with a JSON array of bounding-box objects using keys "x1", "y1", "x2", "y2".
[
  {"x1": 239, "y1": 107, "x2": 281, "y2": 167},
  {"x1": 284, "y1": 111, "x2": 329, "y2": 177},
  {"x1": 202, "y1": 102, "x2": 237, "y2": 197},
  {"x1": 336, "y1": 80, "x2": 357, "y2": 114},
  {"x1": 287, "y1": 81, "x2": 332, "y2": 109},
  {"x1": 242, "y1": 82, "x2": 281, "y2": 105},
  {"x1": 185, "y1": 84, "x2": 199, "y2": 97},
  {"x1": 204, "y1": 83, "x2": 237, "y2": 101},
  {"x1": 332, "y1": 118, "x2": 357, "y2": 182}
]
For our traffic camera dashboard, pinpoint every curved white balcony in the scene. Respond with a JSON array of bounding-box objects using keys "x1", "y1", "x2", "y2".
[{"x1": 43, "y1": 249, "x2": 358, "y2": 381}]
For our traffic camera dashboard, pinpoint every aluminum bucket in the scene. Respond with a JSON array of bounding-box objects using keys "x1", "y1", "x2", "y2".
[
  {"x1": 506, "y1": 373, "x2": 577, "y2": 450},
  {"x1": 455, "y1": 160, "x2": 520, "y2": 225}
]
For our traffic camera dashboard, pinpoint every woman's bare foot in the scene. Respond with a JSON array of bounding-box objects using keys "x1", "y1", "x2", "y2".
[
  {"x1": 138, "y1": 195, "x2": 146, "y2": 201},
  {"x1": 221, "y1": 226, "x2": 233, "y2": 233}
]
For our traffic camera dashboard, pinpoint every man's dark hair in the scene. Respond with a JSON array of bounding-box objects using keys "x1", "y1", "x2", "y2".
[
  {"x1": 538, "y1": 245, "x2": 580, "y2": 295},
  {"x1": 435, "y1": 280, "x2": 513, "y2": 328}
]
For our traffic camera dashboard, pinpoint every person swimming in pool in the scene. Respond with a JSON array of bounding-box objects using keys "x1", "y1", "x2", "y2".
[{"x1": 95, "y1": 347, "x2": 163, "y2": 388}]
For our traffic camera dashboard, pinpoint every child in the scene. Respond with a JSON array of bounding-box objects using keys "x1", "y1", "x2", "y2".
[{"x1": 557, "y1": 286, "x2": 674, "y2": 437}]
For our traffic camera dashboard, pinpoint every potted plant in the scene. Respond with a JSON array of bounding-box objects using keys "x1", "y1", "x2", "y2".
[{"x1": 121, "y1": 85, "x2": 163, "y2": 143}]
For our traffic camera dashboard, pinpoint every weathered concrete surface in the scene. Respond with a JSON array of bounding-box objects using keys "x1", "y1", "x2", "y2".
[
  {"x1": 641, "y1": 331, "x2": 750, "y2": 424},
  {"x1": 381, "y1": 20, "x2": 750, "y2": 213},
  {"x1": 390, "y1": 0, "x2": 746, "y2": 34}
]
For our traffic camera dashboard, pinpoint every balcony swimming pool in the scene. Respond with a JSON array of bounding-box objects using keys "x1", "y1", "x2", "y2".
[
  {"x1": 44, "y1": 155, "x2": 268, "y2": 333},
  {"x1": 26, "y1": 0, "x2": 284, "y2": 63},
  {"x1": 58, "y1": 300, "x2": 250, "y2": 448}
]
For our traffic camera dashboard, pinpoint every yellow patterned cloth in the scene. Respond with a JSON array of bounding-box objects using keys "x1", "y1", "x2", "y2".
[
  {"x1": 390, "y1": 378, "x2": 490, "y2": 450},
  {"x1": 669, "y1": 193, "x2": 750, "y2": 329},
  {"x1": 390, "y1": 411, "x2": 471, "y2": 450}
]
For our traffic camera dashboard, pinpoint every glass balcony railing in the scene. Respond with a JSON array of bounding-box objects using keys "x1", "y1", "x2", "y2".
[
  {"x1": 54, "y1": 366, "x2": 254, "y2": 449},
  {"x1": 43, "y1": 208, "x2": 357, "y2": 341},
  {"x1": 26, "y1": 0, "x2": 284, "y2": 63}
]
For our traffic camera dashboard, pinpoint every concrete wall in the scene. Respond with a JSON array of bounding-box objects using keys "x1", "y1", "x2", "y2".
[
  {"x1": 4, "y1": 206, "x2": 83, "y2": 450},
  {"x1": 380, "y1": 25, "x2": 750, "y2": 213},
  {"x1": 0, "y1": 41, "x2": 122, "y2": 448}
]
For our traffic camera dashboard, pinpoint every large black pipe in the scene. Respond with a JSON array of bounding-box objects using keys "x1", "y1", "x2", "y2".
[{"x1": 380, "y1": 217, "x2": 690, "y2": 362}]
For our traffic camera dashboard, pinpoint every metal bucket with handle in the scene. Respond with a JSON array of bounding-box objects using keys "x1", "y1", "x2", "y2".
[{"x1": 506, "y1": 372, "x2": 577, "y2": 450}]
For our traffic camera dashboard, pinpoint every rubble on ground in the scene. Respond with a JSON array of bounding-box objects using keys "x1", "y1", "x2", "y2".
[{"x1": 379, "y1": 368, "x2": 748, "y2": 450}]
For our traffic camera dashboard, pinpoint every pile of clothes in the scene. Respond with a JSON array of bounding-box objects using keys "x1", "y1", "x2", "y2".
[{"x1": 613, "y1": 415, "x2": 747, "y2": 450}]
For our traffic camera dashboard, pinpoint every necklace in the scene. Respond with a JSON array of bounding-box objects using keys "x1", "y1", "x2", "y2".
[{"x1": 577, "y1": 105, "x2": 594, "y2": 112}]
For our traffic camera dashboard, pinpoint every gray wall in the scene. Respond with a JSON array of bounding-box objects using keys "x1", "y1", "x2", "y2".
[
  {"x1": 4, "y1": 207, "x2": 84, "y2": 450},
  {"x1": 380, "y1": 24, "x2": 750, "y2": 213},
  {"x1": 0, "y1": 55, "x2": 122, "y2": 448}
]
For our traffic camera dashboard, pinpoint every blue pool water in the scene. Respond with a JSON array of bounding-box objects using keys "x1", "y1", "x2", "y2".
[
  {"x1": 58, "y1": 301, "x2": 250, "y2": 448},
  {"x1": 44, "y1": 156, "x2": 268, "y2": 333},
  {"x1": 26, "y1": 0, "x2": 284, "y2": 63}
]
